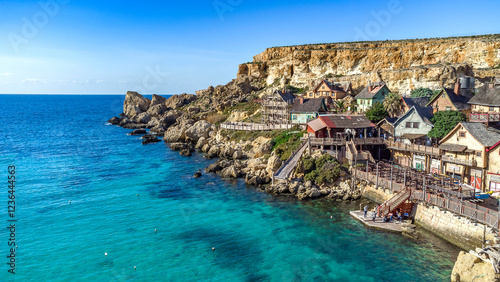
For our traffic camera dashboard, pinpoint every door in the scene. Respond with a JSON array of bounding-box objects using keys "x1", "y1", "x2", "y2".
[{"x1": 470, "y1": 175, "x2": 481, "y2": 190}]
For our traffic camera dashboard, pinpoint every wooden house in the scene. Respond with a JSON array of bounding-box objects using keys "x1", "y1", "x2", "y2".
[
  {"x1": 439, "y1": 122, "x2": 500, "y2": 190},
  {"x1": 468, "y1": 81, "x2": 500, "y2": 125},
  {"x1": 305, "y1": 80, "x2": 352, "y2": 100},
  {"x1": 426, "y1": 79, "x2": 474, "y2": 114},
  {"x1": 261, "y1": 90, "x2": 295, "y2": 124},
  {"x1": 355, "y1": 81, "x2": 391, "y2": 112},
  {"x1": 290, "y1": 98, "x2": 327, "y2": 125}
]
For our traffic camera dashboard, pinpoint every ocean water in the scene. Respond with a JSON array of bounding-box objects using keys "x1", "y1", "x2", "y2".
[{"x1": 0, "y1": 94, "x2": 460, "y2": 281}]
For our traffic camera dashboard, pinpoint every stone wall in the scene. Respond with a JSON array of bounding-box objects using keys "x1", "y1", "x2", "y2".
[
  {"x1": 414, "y1": 204, "x2": 496, "y2": 251},
  {"x1": 362, "y1": 183, "x2": 395, "y2": 204}
]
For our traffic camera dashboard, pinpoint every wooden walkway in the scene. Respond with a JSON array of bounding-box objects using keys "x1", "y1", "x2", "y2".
[
  {"x1": 221, "y1": 122, "x2": 293, "y2": 131},
  {"x1": 350, "y1": 211, "x2": 403, "y2": 233},
  {"x1": 274, "y1": 141, "x2": 308, "y2": 181}
]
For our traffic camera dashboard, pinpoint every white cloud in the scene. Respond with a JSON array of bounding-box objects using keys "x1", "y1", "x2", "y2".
[{"x1": 0, "y1": 73, "x2": 12, "y2": 76}]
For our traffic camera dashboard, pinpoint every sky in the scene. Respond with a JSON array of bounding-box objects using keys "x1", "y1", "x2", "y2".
[{"x1": 1, "y1": 0, "x2": 499, "y2": 94}]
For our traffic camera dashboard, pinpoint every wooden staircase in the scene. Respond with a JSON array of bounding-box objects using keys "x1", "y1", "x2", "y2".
[{"x1": 380, "y1": 188, "x2": 412, "y2": 216}]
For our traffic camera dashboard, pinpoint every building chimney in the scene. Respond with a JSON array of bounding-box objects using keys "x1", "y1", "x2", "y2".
[
  {"x1": 300, "y1": 97, "x2": 304, "y2": 104},
  {"x1": 454, "y1": 79, "x2": 461, "y2": 95}
]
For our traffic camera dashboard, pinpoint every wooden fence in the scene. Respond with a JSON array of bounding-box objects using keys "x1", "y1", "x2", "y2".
[
  {"x1": 353, "y1": 168, "x2": 500, "y2": 231},
  {"x1": 221, "y1": 122, "x2": 294, "y2": 131}
]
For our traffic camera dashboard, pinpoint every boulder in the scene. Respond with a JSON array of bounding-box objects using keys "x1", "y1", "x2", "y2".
[
  {"x1": 163, "y1": 125, "x2": 185, "y2": 143},
  {"x1": 141, "y1": 134, "x2": 161, "y2": 145},
  {"x1": 150, "y1": 94, "x2": 167, "y2": 107},
  {"x1": 150, "y1": 125, "x2": 166, "y2": 135},
  {"x1": 245, "y1": 174, "x2": 261, "y2": 186},
  {"x1": 205, "y1": 163, "x2": 222, "y2": 173},
  {"x1": 159, "y1": 110, "x2": 182, "y2": 128},
  {"x1": 201, "y1": 143, "x2": 211, "y2": 153},
  {"x1": 147, "y1": 104, "x2": 167, "y2": 117},
  {"x1": 278, "y1": 185, "x2": 289, "y2": 194},
  {"x1": 180, "y1": 149, "x2": 192, "y2": 156},
  {"x1": 289, "y1": 182, "x2": 300, "y2": 194},
  {"x1": 119, "y1": 118, "x2": 132, "y2": 127},
  {"x1": 195, "y1": 137, "x2": 207, "y2": 150},
  {"x1": 108, "y1": 116, "x2": 123, "y2": 125},
  {"x1": 185, "y1": 120, "x2": 211, "y2": 142},
  {"x1": 123, "y1": 91, "x2": 150, "y2": 117},
  {"x1": 205, "y1": 145, "x2": 221, "y2": 159},
  {"x1": 266, "y1": 154, "x2": 282, "y2": 173},
  {"x1": 308, "y1": 187, "x2": 322, "y2": 199},
  {"x1": 305, "y1": 181, "x2": 313, "y2": 188},
  {"x1": 451, "y1": 251, "x2": 497, "y2": 282},
  {"x1": 220, "y1": 146, "x2": 235, "y2": 159},
  {"x1": 193, "y1": 170, "x2": 202, "y2": 178},
  {"x1": 233, "y1": 150, "x2": 243, "y2": 160},
  {"x1": 165, "y1": 93, "x2": 197, "y2": 109},
  {"x1": 132, "y1": 112, "x2": 152, "y2": 124},
  {"x1": 128, "y1": 129, "x2": 147, "y2": 135},
  {"x1": 220, "y1": 165, "x2": 240, "y2": 178},
  {"x1": 169, "y1": 142, "x2": 188, "y2": 151},
  {"x1": 122, "y1": 123, "x2": 148, "y2": 129},
  {"x1": 253, "y1": 142, "x2": 272, "y2": 158}
]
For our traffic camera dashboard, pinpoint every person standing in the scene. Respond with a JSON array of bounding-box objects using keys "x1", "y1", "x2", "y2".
[{"x1": 364, "y1": 205, "x2": 368, "y2": 217}]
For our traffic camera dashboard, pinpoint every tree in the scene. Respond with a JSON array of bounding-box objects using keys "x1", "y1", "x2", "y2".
[
  {"x1": 365, "y1": 102, "x2": 389, "y2": 123},
  {"x1": 427, "y1": 111, "x2": 466, "y2": 139},
  {"x1": 411, "y1": 87, "x2": 433, "y2": 98},
  {"x1": 383, "y1": 92, "x2": 402, "y2": 117},
  {"x1": 334, "y1": 100, "x2": 346, "y2": 113}
]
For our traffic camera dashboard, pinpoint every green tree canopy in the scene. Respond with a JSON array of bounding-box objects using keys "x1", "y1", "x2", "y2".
[
  {"x1": 427, "y1": 111, "x2": 466, "y2": 139},
  {"x1": 411, "y1": 87, "x2": 433, "y2": 98},
  {"x1": 365, "y1": 102, "x2": 389, "y2": 123},
  {"x1": 383, "y1": 92, "x2": 402, "y2": 117}
]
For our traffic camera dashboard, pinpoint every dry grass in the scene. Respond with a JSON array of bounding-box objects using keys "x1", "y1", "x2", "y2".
[{"x1": 205, "y1": 113, "x2": 227, "y2": 125}]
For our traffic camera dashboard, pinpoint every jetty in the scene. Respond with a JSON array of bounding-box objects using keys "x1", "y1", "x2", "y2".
[{"x1": 350, "y1": 210, "x2": 404, "y2": 233}]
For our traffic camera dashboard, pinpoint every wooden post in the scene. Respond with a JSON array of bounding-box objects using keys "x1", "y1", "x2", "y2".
[
  {"x1": 376, "y1": 162, "x2": 379, "y2": 189},
  {"x1": 423, "y1": 176, "x2": 426, "y2": 202},
  {"x1": 390, "y1": 163, "x2": 393, "y2": 191}
]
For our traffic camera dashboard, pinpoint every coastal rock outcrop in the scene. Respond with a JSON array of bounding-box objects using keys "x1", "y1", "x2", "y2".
[
  {"x1": 165, "y1": 93, "x2": 197, "y2": 109},
  {"x1": 123, "y1": 91, "x2": 150, "y2": 117},
  {"x1": 451, "y1": 251, "x2": 499, "y2": 282},
  {"x1": 128, "y1": 129, "x2": 147, "y2": 135},
  {"x1": 185, "y1": 120, "x2": 211, "y2": 142},
  {"x1": 108, "y1": 116, "x2": 123, "y2": 125}
]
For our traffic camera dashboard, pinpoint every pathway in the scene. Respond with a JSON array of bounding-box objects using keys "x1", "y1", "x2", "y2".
[{"x1": 274, "y1": 141, "x2": 308, "y2": 181}]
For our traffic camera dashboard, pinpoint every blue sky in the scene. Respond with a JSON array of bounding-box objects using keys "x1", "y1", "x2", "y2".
[{"x1": 1, "y1": 0, "x2": 499, "y2": 94}]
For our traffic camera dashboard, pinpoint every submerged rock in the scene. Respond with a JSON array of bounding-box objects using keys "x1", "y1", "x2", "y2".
[
  {"x1": 129, "y1": 129, "x2": 147, "y2": 135},
  {"x1": 179, "y1": 149, "x2": 192, "y2": 156},
  {"x1": 108, "y1": 116, "x2": 123, "y2": 125},
  {"x1": 193, "y1": 170, "x2": 202, "y2": 178},
  {"x1": 142, "y1": 135, "x2": 161, "y2": 144}
]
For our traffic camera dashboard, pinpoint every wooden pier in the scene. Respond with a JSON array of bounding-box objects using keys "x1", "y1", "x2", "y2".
[{"x1": 350, "y1": 210, "x2": 404, "y2": 233}]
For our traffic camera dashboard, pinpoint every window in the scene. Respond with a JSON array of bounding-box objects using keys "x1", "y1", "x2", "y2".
[
  {"x1": 459, "y1": 131, "x2": 466, "y2": 138},
  {"x1": 322, "y1": 86, "x2": 325, "y2": 89},
  {"x1": 309, "y1": 93, "x2": 313, "y2": 97},
  {"x1": 490, "y1": 106, "x2": 495, "y2": 112},
  {"x1": 292, "y1": 115, "x2": 297, "y2": 120},
  {"x1": 446, "y1": 106, "x2": 452, "y2": 111},
  {"x1": 406, "y1": 122, "x2": 412, "y2": 128},
  {"x1": 412, "y1": 122, "x2": 419, "y2": 129},
  {"x1": 476, "y1": 151, "x2": 482, "y2": 157}
]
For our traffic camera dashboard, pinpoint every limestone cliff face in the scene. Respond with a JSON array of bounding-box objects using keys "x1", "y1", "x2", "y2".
[{"x1": 237, "y1": 35, "x2": 500, "y2": 94}]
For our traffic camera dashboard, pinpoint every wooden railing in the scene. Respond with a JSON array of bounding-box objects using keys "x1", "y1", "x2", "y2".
[
  {"x1": 442, "y1": 155, "x2": 477, "y2": 167},
  {"x1": 221, "y1": 122, "x2": 293, "y2": 131},
  {"x1": 309, "y1": 137, "x2": 385, "y2": 146},
  {"x1": 385, "y1": 140, "x2": 441, "y2": 155},
  {"x1": 353, "y1": 167, "x2": 500, "y2": 231},
  {"x1": 470, "y1": 112, "x2": 500, "y2": 123}
]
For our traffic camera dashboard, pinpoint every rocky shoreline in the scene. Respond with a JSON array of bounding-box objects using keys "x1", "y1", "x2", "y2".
[{"x1": 109, "y1": 91, "x2": 364, "y2": 202}]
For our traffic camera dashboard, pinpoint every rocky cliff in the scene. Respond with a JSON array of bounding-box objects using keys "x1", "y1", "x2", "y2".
[{"x1": 236, "y1": 34, "x2": 500, "y2": 94}]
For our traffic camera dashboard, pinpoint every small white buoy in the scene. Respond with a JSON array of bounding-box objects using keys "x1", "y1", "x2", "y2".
[
  {"x1": 69, "y1": 201, "x2": 71, "y2": 204},
  {"x1": 330, "y1": 216, "x2": 332, "y2": 219},
  {"x1": 15, "y1": 245, "x2": 18, "y2": 248},
  {"x1": 105, "y1": 252, "x2": 107, "y2": 257},
  {"x1": 137, "y1": 194, "x2": 139, "y2": 197},
  {"x1": 212, "y1": 247, "x2": 215, "y2": 251},
  {"x1": 155, "y1": 229, "x2": 157, "y2": 234},
  {"x1": 134, "y1": 266, "x2": 137, "y2": 271}
]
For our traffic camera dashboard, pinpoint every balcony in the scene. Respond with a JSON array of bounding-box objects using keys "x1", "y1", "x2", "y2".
[
  {"x1": 385, "y1": 140, "x2": 441, "y2": 156},
  {"x1": 308, "y1": 137, "x2": 385, "y2": 146},
  {"x1": 470, "y1": 112, "x2": 500, "y2": 123},
  {"x1": 442, "y1": 155, "x2": 477, "y2": 167}
]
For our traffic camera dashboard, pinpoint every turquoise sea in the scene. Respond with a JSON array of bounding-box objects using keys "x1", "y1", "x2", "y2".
[{"x1": 0, "y1": 95, "x2": 460, "y2": 281}]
